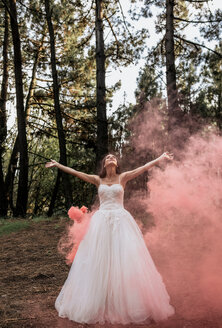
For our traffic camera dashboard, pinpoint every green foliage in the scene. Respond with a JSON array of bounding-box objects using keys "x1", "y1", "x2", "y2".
[
  {"x1": 135, "y1": 64, "x2": 163, "y2": 102},
  {"x1": 138, "y1": 0, "x2": 222, "y2": 118},
  {"x1": 193, "y1": 44, "x2": 222, "y2": 127}
]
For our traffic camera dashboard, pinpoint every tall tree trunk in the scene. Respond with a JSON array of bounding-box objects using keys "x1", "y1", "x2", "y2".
[
  {"x1": 165, "y1": 0, "x2": 179, "y2": 127},
  {"x1": 5, "y1": 139, "x2": 19, "y2": 212},
  {"x1": 0, "y1": 8, "x2": 9, "y2": 217},
  {"x1": 44, "y1": 0, "x2": 73, "y2": 211},
  {"x1": 95, "y1": 0, "x2": 108, "y2": 169},
  {"x1": 5, "y1": 32, "x2": 45, "y2": 214},
  {"x1": 8, "y1": 0, "x2": 28, "y2": 217}
]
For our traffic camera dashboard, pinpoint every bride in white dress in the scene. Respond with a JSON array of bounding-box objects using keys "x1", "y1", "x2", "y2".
[{"x1": 45, "y1": 152, "x2": 175, "y2": 325}]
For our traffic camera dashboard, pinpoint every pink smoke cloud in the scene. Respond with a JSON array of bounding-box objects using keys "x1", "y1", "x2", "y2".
[
  {"x1": 127, "y1": 102, "x2": 222, "y2": 320},
  {"x1": 57, "y1": 207, "x2": 93, "y2": 265}
]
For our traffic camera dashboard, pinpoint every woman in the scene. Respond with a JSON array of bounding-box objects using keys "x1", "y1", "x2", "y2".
[{"x1": 45, "y1": 152, "x2": 175, "y2": 324}]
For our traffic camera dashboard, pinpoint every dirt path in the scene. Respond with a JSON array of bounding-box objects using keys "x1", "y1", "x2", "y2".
[{"x1": 0, "y1": 217, "x2": 221, "y2": 328}]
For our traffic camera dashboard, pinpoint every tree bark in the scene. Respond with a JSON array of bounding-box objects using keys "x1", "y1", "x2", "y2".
[
  {"x1": 5, "y1": 32, "x2": 45, "y2": 214},
  {"x1": 0, "y1": 8, "x2": 9, "y2": 217},
  {"x1": 5, "y1": 138, "x2": 19, "y2": 212},
  {"x1": 165, "y1": 0, "x2": 179, "y2": 125},
  {"x1": 44, "y1": 0, "x2": 73, "y2": 211},
  {"x1": 95, "y1": 0, "x2": 108, "y2": 169},
  {"x1": 8, "y1": 0, "x2": 28, "y2": 217}
]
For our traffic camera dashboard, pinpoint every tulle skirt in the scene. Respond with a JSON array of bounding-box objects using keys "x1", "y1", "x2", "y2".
[{"x1": 55, "y1": 207, "x2": 175, "y2": 324}]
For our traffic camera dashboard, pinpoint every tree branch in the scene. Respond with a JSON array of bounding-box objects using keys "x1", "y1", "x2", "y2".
[
  {"x1": 117, "y1": 0, "x2": 134, "y2": 42},
  {"x1": 77, "y1": 28, "x2": 95, "y2": 48},
  {"x1": 104, "y1": 14, "x2": 120, "y2": 57},
  {"x1": 27, "y1": 122, "x2": 91, "y2": 146},
  {"x1": 62, "y1": 112, "x2": 96, "y2": 127},
  {"x1": 174, "y1": 35, "x2": 222, "y2": 58},
  {"x1": 1, "y1": 0, "x2": 14, "y2": 20},
  {"x1": 183, "y1": 0, "x2": 209, "y2": 3},
  {"x1": 17, "y1": 0, "x2": 46, "y2": 17},
  {"x1": 174, "y1": 16, "x2": 220, "y2": 24}
]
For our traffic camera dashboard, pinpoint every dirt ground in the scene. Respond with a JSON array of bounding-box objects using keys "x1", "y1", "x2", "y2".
[{"x1": 0, "y1": 217, "x2": 222, "y2": 328}]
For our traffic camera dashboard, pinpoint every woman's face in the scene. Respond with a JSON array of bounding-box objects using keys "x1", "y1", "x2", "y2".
[{"x1": 104, "y1": 154, "x2": 118, "y2": 168}]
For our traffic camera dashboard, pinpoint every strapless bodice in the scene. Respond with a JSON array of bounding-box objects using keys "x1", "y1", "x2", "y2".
[{"x1": 98, "y1": 184, "x2": 124, "y2": 210}]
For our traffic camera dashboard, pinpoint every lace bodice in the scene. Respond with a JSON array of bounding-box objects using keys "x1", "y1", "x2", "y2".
[{"x1": 98, "y1": 184, "x2": 124, "y2": 210}]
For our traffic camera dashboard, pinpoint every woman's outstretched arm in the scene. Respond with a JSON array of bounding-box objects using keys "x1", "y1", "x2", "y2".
[
  {"x1": 120, "y1": 152, "x2": 173, "y2": 185},
  {"x1": 45, "y1": 160, "x2": 100, "y2": 186}
]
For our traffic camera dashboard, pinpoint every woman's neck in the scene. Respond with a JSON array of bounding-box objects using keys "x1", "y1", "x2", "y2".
[{"x1": 105, "y1": 166, "x2": 117, "y2": 179}]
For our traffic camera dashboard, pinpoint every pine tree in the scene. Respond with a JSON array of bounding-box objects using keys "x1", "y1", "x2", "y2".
[{"x1": 8, "y1": 0, "x2": 29, "y2": 217}]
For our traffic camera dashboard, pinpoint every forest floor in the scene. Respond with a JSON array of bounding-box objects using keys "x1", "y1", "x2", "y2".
[{"x1": 0, "y1": 216, "x2": 222, "y2": 328}]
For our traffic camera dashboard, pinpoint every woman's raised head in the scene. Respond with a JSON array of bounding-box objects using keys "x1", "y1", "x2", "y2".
[{"x1": 99, "y1": 153, "x2": 121, "y2": 178}]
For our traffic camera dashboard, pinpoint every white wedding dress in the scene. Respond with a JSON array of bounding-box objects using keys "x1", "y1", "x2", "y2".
[{"x1": 55, "y1": 183, "x2": 175, "y2": 324}]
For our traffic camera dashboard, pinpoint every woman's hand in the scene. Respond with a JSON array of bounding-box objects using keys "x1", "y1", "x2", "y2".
[
  {"x1": 45, "y1": 160, "x2": 100, "y2": 186},
  {"x1": 160, "y1": 151, "x2": 174, "y2": 160},
  {"x1": 45, "y1": 159, "x2": 59, "y2": 168}
]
